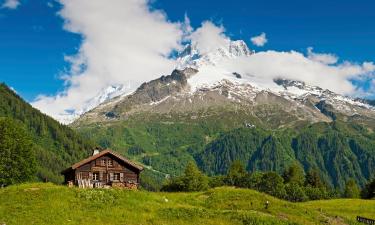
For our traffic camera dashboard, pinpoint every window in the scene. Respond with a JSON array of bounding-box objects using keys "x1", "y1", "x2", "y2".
[
  {"x1": 107, "y1": 159, "x2": 113, "y2": 167},
  {"x1": 101, "y1": 159, "x2": 106, "y2": 166},
  {"x1": 113, "y1": 173, "x2": 120, "y2": 181},
  {"x1": 93, "y1": 172, "x2": 99, "y2": 181}
]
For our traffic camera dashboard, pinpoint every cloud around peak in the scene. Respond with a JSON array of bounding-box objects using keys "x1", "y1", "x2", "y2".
[
  {"x1": 307, "y1": 47, "x2": 338, "y2": 65},
  {"x1": 189, "y1": 21, "x2": 229, "y2": 54},
  {"x1": 32, "y1": 2, "x2": 375, "y2": 123},
  {"x1": 33, "y1": 0, "x2": 185, "y2": 123},
  {"x1": 250, "y1": 32, "x2": 267, "y2": 47}
]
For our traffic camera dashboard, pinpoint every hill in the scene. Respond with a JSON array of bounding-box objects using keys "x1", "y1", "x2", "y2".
[
  {"x1": 0, "y1": 83, "x2": 94, "y2": 183},
  {"x1": 0, "y1": 183, "x2": 374, "y2": 225}
]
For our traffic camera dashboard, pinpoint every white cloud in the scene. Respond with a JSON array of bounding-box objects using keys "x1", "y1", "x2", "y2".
[
  {"x1": 188, "y1": 23, "x2": 375, "y2": 96},
  {"x1": 32, "y1": 6, "x2": 375, "y2": 123},
  {"x1": 1, "y1": 0, "x2": 20, "y2": 9},
  {"x1": 220, "y1": 50, "x2": 374, "y2": 95},
  {"x1": 307, "y1": 47, "x2": 338, "y2": 65},
  {"x1": 33, "y1": 0, "x2": 184, "y2": 122},
  {"x1": 189, "y1": 21, "x2": 229, "y2": 54},
  {"x1": 250, "y1": 32, "x2": 267, "y2": 47}
]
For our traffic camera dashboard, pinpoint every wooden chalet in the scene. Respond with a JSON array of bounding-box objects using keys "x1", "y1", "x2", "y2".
[{"x1": 61, "y1": 149, "x2": 143, "y2": 189}]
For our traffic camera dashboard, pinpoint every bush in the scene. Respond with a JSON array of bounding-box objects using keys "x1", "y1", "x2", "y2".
[
  {"x1": 224, "y1": 160, "x2": 247, "y2": 187},
  {"x1": 283, "y1": 162, "x2": 305, "y2": 186},
  {"x1": 161, "y1": 161, "x2": 208, "y2": 192},
  {"x1": 343, "y1": 179, "x2": 360, "y2": 198},
  {"x1": 305, "y1": 168, "x2": 325, "y2": 189},
  {"x1": 285, "y1": 182, "x2": 308, "y2": 202},
  {"x1": 258, "y1": 172, "x2": 286, "y2": 199},
  {"x1": 209, "y1": 175, "x2": 225, "y2": 188},
  {"x1": 304, "y1": 186, "x2": 328, "y2": 200},
  {"x1": 183, "y1": 161, "x2": 209, "y2": 191},
  {"x1": 361, "y1": 178, "x2": 375, "y2": 199},
  {"x1": 240, "y1": 172, "x2": 263, "y2": 189}
]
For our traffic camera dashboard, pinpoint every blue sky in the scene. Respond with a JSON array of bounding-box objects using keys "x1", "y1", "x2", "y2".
[{"x1": 0, "y1": 0, "x2": 375, "y2": 102}]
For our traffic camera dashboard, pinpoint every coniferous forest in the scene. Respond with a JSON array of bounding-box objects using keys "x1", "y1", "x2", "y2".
[{"x1": 0, "y1": 83, "x2": 94, "y2": 184}]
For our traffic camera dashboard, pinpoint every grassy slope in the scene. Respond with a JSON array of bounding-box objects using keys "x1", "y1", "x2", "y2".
[{"x1": 1, "y1": 183, "x2": 373, "y2": 225}]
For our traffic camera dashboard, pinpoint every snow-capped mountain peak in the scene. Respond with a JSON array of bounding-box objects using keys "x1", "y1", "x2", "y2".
[
  {"x1": 176, "y1": 40, "x2": 253, "y2": 70},
  {"x1": 68, "y1": 39, "x2": 375, "y2": 125}
]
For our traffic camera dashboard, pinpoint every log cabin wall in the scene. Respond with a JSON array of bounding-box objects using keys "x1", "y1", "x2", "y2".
[{"x1": 74, "y1": 154, "x2": 139, "y2": 186}]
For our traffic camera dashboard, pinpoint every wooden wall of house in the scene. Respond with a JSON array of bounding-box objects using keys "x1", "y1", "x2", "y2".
[{"x1": 74, "y1": 154, "x2": 139, "y2": 184}]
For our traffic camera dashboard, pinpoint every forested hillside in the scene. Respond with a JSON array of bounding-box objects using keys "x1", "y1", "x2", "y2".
[
  {"x1": 0, "y1": 83, "x2": 94, "y2": 183},
  {"x1": 198, "y1": 122, "x2": 375, "y2": 188},
  {"x1": 76, "y1": 111, "x2": 375, "y2": 190}
]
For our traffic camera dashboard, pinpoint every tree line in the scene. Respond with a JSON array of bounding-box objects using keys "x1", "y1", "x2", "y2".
[{"x1": 161, "y1": 160, "x2": 375, "y2": 201}]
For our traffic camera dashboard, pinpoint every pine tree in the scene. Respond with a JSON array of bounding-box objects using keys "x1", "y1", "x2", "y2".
[
  {"x1": 305, "y1": 168, "x2": 324, "y2": 188},
  {"x1": 283, "y1": 162, "x2": 305, "y2": 186},
  {"x1": 225, "y1": 160, "x2": 247, "y2": 186},
  {"x1": 0, "y1": 118, "x2": 36, "y2": 186},
  {"x1": 343, "y1": 179, "x2": 360, "y2": 198},
  {"x1": 285, "y1": 182, "x2": 308, "y2": 202},
  {"x1": 258, "y1": 172, "x2": 286, "y2": 199},
  {"x1": 182, "y1": 161, "x2": 209, "y2": 191}
]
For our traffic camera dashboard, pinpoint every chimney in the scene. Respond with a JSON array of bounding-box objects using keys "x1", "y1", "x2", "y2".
[{"x1": 92, "y1": 147, "x2": 101, "y2": 156}]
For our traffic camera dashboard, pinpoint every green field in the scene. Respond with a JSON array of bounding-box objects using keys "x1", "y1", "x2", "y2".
[{"x1": 0, "y1": 183, "x2": 373, "y2": 225}]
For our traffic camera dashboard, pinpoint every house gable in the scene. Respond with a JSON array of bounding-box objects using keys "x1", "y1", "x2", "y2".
[
  {"x1": 61, "y1": 149, "x2": 143, "y2": 188},
  {"x1": 64, "y1": 149, "x2": 143, "y2": 173}
]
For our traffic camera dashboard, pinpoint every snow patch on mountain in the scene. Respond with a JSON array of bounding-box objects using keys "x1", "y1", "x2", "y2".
[{"x1": 58, "y1": 84, "x2": 135, "y2": 124}]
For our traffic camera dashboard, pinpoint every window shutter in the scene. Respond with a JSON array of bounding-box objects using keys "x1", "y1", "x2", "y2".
[
  {"x1": 120, "y1": 173, "x2": 124, "y2": 182},
  {"x1": 89, "y1": 172, "x2": 93, "y2": 180},
  {"x1": 110, "y1": 172, "x2": 114, "y2": 181},
  {"x1": 99, "y1": 172, "x2": 103, "y2": 181}
]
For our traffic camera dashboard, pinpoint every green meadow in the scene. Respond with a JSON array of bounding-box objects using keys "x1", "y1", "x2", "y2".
[{"x1": 0, "y1": 183, "x2": 374, "y2": 225}]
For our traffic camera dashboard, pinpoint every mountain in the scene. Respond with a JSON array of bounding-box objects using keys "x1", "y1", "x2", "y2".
[
  {"x1": 72, "y1": 40, "x2": 375, "y2": 188},
  {"x1": 73, "y1": 40, "x2": 375, "y2": 127},
  {"x1": 56, "y1": 84, "x2": 133, "y2": 124},
  {"x1": 55, "y1": 40, "x2": 253, "y2": 124},
  {"x1": 0, "y1": 83, "x2": 94, "y2": 183}
]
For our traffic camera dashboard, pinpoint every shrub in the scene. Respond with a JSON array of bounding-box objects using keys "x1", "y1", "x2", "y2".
[
  {"x1": 161, "y1": 161, "x2": 208, "y2": 192},
  {"x1": 225, "y1": 160, "x2": 247, "y2": 187},
  {"x1": 209, "y1": 175, "x2": 225, "y2": 188},
  {"x1": 285, "y1": 182, "x2": 308, "y2": 202},
  {"x1": 343, "y1": 179, "x2": 360, "y2": 198},
  {"x1": 283, "y1": 162, "x2": 305, "y2": 186},
  {"x1": 304, "y1": 186, "x2": 328, "y2": 200},
  {"x1": 361, "y1": 178, "x2": 375, "y2": 199},
  {"x1": 258, "y1": 172, "x2": 286, "y2": 199}
]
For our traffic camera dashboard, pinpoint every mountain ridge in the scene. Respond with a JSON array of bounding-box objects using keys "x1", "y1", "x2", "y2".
[{"x1": 73, "y1": 40, "x2": 375, "y2": 126}]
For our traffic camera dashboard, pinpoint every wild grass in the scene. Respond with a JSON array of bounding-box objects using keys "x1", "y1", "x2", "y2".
[{"x1": 0, "y1": 183, "x2": 373, "y2": 225}]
